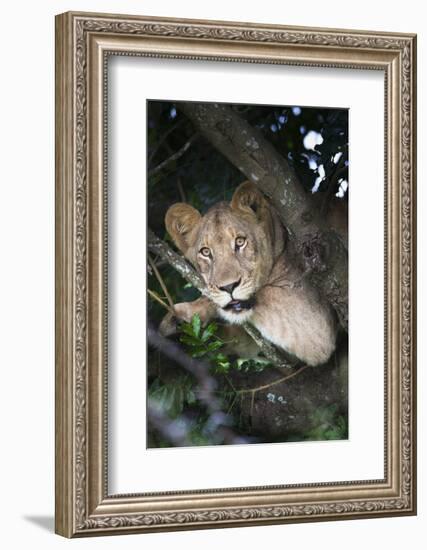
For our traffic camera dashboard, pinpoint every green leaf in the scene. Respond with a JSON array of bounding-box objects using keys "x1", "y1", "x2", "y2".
[
  {"x1": 186, "y1": 389, "x2": 197, "y2": 405},
  {"x1": 148, "y1": 377, "x2": 197, "y2": 419},
  {"x1": 201, "y1": 322, "x2": 218, "y2": 342},
  {"x1": 170, "y1": 386, "x2": 184, "y2": 418},
  {"x1": 191, "y1": 314, "x2": 201, "y2": 338},
  {"x1": 190, "y1": 346, "x2": 208, "y2": 358},
  {"x1": 162, "y1": 386, "x2": 176, "y2": 416},
  {"x1": 148, "y1": 378, "x2": 161, "y2": 393},
  {"x1": 206, "y1": 340, "x2": 223, "y2": 353},
  {"x1": 181, "y1": 322, "x2": 196, "y2": 337},
  {"x1": 214, "y1": 360, "x2": 231, "y2": 373},
  {"x1": 236, "y1": 358, "x2": 247, "y2": 370},
  {"x1": 179, "y1": 334, "x2": 201, "y2": 347}
]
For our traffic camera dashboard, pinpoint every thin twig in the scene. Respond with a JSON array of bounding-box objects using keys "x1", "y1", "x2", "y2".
[
  {"x1": 148, "y1": 118, "x2": 185, "y2": 166},
  {"x1": 226, "y1": 393, "x2": 238, "y2": 415},
  {"x1": 250, "y1": 390, "x2": 256, "y2": 419},
  {"x1": 148, "y1": 253, "x2": 174, "y2": 309},
  {"x1": 236, "y1": 365, "x2": 308, "y2": 395},
  {"x1": 177, "y1": 176, "x2": 186, "y2": 202},
  {"x1": 147, "y1": 288, "x2": 175, "y2": 315},
  {"x1": 224, "y1": 374, "x2": 236, "y2": 393},
  {"x1": 148, "y1": 134, "x2": 198, "y2": 178}
]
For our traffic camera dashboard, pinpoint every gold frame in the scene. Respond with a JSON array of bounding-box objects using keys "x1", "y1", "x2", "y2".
[{"x1": 55, "y1": 11, "x2": 417, "y2": 538}]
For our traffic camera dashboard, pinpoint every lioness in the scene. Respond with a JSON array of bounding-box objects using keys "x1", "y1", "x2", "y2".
[{"x1": 160, "y1": 181, "x2": 337, "y2": 366}]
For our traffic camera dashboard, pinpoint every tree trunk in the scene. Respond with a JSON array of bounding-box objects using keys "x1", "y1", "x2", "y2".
[
  {"x1": 228, "y1": 347, "x2": 348, "y2": 441},
  {"x1": 179, "y1": 102, "x2": 348, "y2": 330}
]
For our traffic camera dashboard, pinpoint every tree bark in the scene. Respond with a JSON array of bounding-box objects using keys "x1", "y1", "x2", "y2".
[
  {"x1": 179, "y1": 102, "x2": 348, "y2": 330},
  {"x1": 229, "y1": 351, "x2": 348, "y2": 440}
]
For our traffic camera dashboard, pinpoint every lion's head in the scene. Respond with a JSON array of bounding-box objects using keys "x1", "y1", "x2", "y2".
[{"x1": 165, "y1": 181, "x2": 285, "y2": 323}]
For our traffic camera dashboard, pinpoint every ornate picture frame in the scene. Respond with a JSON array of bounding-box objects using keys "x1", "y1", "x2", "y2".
[{"x1": 55, "y1": 11, "x2": 417, "y2": 537}]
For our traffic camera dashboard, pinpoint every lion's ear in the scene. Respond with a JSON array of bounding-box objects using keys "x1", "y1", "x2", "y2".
[
  {"x1": 231, "y1": 181, "x2": 285, "y2": 258},
  {"x1": 231, "y1": 181, "x2": 269, "y2": 219},
  {"x1": 165, "y1": 203, "x2": 201, "y2": 254}
]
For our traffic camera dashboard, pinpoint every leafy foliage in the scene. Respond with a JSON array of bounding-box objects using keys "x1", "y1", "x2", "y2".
[
  {"x1": 286, "y1": 404, "x2": 348, "y2": 442},
  {"x1": 180, "y1": 315, "x2": 224, "y2": 359},
  {"x1": 305, "y1": 404, "x2": 348, "y2": 441},
  {"x1": 178, "y1": 314, "x2": 271, "y2": 375},
  {"x1": 148, "y1": 376, "x2": 196, "y2": 419}
]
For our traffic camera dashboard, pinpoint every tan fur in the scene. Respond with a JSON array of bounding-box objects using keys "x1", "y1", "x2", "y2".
[{"x1": 163, "y1": 181, "x2": 337, "y2": 366}]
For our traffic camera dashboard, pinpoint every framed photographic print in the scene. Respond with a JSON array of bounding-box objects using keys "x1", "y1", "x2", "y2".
[{"x1": 55, "y1": 11, "x2": 417, "y2": 537}]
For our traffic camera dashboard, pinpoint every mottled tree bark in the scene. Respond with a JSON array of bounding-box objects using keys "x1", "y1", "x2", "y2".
[
  {"x1": 179, "y1": 102, "x2": 348, "y2": 330},
  {"x1": 229, "y1": 350, "x2": 348, "y2": 440}
]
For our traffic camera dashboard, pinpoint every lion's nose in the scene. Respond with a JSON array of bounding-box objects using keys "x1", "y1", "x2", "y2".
[{"x1": 219, "y1": 279, "x2": 241, "y2": 295}]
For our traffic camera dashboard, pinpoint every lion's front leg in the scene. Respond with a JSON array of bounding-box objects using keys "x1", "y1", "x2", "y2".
[{"x1": 159, "y1": 296, "x2": 217, "y2": 336}]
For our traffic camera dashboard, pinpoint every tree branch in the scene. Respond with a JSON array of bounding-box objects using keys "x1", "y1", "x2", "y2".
[
  {"x1": 241, "y1": 323, "x2": 298, "y2": 369},
  {"x1": 148, "y1": 228, "x2": 296, "y2": 369},
  {"x1": 179, "y1": 102, "x2": 348, "y2": 329},
  {"x1": 148, "y1": 134, "x2": 197, "y2": 178},
  {"x1": 236, "y1": 365, "x2": 308, "y2": 395},
  {"x1": 148, "y1": 118, "x2": 185, "y2": 166},
  {"x1": 148, "y1": 228, "x2": 206, "y2": 290},
  {"x1": 147, "y1": 288, "x2": 175, "y2": 315},
  {"x1": 148, "y1": 253, "x2": 174, "y2": 309}
]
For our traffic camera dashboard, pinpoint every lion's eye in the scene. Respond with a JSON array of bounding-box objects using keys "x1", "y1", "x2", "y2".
[
  {"x1": 235, "y1": 236, "x2": 246, "y2": 249},
  {"x1": 200, "y1": 247, "x2": 211, "y2": 257}
]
